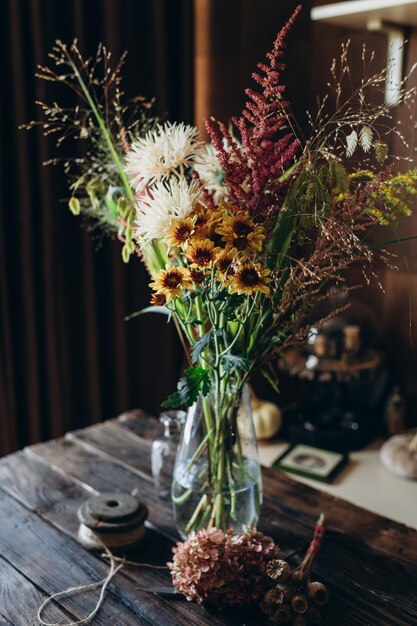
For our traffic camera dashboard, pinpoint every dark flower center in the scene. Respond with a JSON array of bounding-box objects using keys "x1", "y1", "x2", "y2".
[
  {"x1": 196, "y1": 215, "x2": 208, "y2": 227},
  {"x1": 176, "y1": 225, "x2": 191, "y2": 241},
  {"x1": 152, "y1": 293, "x2": 166, "y2": 305},
  {"x1": 193, "y1": 249, "x2": 212, "y2": 265},
  {"x1": 234, "y1": 221, "x2": 252, "y2": 236},
  {"x1": 240, "y1": 268, "x2": 260, "y2": 286},
  {"x1": 218, "y1": 258, "x2": 231, "y2": 273},
  {"x1": 190, "y1": 269, "x2": 205, "y2": 284},
  {"x1": 164, "y1": 272, "x2": 182, "y2": 288},
  {"x1": 235, "y1": 236, "x2": 249, "y2": 250}
]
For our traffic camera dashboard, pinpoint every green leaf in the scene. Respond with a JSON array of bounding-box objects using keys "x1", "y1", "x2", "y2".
[
  {"x1": 222, "y1": 354, "x2": 251, "y2": 373},
  {"x1": 104, "y1": 195, "x2": 119, "y2": 221},
  {"x1": 274, "y1": 161, "x2": 299, "y2": 184},
  {"x1": 359, "y1": 126, "x2": 373, "y2": 153},
  {"x1": 162, "y1": 366, "x2": 210, "y2": 409},
  {"x1": 266, "y1": 212, "x2": 296, "y2": 271},
  {"x1": 122, "y1": 243, "x2": 132, "y2": 263},
  {"x1": 374, "y1": 141, "x2": 389, "y2": 164},
  {"x1": 124, "y1": 305, "x2": 171, "y2": 321},
  {"x1": 191, "y1": 330, "x2": 213, "y2": 364},
  {"x1": 69, "y1": 197, "x2": 81, "y2": 216},
  {"x1": 260, "y1": 365, "x2": 280, "y2": 393},
  {"x1": 346, "y1": 130, "x2": 358, "y2": 157}
]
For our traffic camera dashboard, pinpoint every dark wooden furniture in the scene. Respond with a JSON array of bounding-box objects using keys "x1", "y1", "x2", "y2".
[{"x1": 0, "y1": 410, "x2": 416, "y2": 625}]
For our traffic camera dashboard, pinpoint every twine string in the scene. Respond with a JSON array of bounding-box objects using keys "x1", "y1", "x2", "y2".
[
  {"x1": 37, "y1": 526, "x2": 169, "y2": 625},
  {"x1": 37, "y1": 542, "x2": 123, "y2": 626}
]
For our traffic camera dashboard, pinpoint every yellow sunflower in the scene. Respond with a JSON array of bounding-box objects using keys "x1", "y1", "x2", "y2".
[
  {"x1": 228, "y1": 262, "x2": 271, "y2": 296},
  {"x1": 189, "y1": 268, "x2": 206, "y2": 285},
  {"x1": 216, "y1": 250, "x2": 236, "y2": 281},
  {"x1": 192, "y1": 204, "x2": 223, "y2": 243},
  {"x1": 165, "y1": 217, "x2": 195, "y2": 249},
  {"x1": 150, "y1": 266, "x2": 194, "y2": 302},
  {"x1": 150, "y1": 291, "x2": 167, "y2": 306},
  {"x1": 216, "y1": 212, "x2": 265, "y2": 256},
  {"x1": 186, "y1": 238, "x2": 218, "y2": 268}
]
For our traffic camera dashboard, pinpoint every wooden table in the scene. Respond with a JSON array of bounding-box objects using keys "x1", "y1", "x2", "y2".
[{"x1": 0, "y1": 410, "x2": 416, "y2": 625}]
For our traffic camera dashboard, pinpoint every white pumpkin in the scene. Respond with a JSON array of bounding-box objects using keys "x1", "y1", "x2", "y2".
[
  {"x1": 252, "y1": 399, "x2": 282, "y2": 440},
  {"x1": 379, "y1": 433, "x2": 417, "y2": 480}
]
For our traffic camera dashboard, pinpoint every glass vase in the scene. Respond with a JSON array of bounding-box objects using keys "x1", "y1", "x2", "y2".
[{"x1": 171, "y1": 383, "x2": 263, "y2": 539}]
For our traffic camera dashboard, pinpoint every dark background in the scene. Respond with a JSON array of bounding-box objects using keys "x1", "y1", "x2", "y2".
[{"x1": 1, "y1": 0, "x2": 416, "y2": 456}]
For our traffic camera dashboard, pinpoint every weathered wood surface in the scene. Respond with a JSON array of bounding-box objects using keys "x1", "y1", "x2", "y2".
[{"x1": 0, "y1": 410, "x2": 416, "y2": 625}]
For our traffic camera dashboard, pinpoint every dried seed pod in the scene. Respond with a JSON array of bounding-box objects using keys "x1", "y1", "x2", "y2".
[
  {"x1": 307, "y1": 606, "x2": 322, "y2": 624},
  {"x1": 289, "y1": 570, "x2": 308, "y2": 591},
  {"x1": 291, "y1": 594, "x2": 309, "y2": 614},
  {"x1": 270, "y1": 605, "x2": 292, "y2": 624},
  {"x1": 265, "y1": 588, "x2": 285, "y2": 605},
  {"x1": 275, "y1": 583, "x2": 293, "y2": 602},
  {"x1": 260, "y1": 598, "x2": 276, "y2": 616},
  {"x1": 267, "y1": 559, "x2": 291, "y2": 581},
  {"x1": 307, "y1": 582, "x2": 329, "y2": 606}
]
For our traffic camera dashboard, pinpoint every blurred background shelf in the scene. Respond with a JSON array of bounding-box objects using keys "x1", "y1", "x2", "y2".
[{"x1": 312, "y1": 0, "x2": 417, "y2": 29}]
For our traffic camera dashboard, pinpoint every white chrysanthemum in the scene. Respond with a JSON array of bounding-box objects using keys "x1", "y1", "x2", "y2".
[
  {"x1": 193, "y1": 143, "x2": 227, "y2": 203},
  {"x1": 136, "y1": 177, "x2": 202, "y2": 241},
  {"x1": 125, "y1": 122, "x2": 202, "y2": 191}
]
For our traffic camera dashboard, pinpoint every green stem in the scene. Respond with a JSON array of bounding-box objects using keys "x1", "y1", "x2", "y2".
[
  {"x1": 73, "y1": 68, "x2": 134, "y2": 201},
  {"x1": 72, "y1": 60, "x2": 168, "y2": 273},
  {"x1": 185, "y1": 494, "x2": 209, "y2": 534}
]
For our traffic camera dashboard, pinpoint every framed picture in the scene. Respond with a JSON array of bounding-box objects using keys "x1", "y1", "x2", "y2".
[{"x1": 273, "y1": 444, "x2": 348, "y2": 483}]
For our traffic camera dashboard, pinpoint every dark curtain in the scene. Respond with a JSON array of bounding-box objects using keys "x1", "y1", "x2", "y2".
[
  {"x1": 0, "y1": 0, "x2": 193, "y2": 456},
  {"x1": 194, "y1": 0, "x2": 312, "y2": 137}
]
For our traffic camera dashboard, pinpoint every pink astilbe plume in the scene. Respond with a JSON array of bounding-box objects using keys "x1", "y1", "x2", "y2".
[{"x1": 205, "y1": 5, "x2": 302, "y2": 227}]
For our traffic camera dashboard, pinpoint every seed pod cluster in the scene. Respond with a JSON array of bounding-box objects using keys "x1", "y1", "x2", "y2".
[{"x1": 261, "y1": 559, "x2": 329, "y2": 624}]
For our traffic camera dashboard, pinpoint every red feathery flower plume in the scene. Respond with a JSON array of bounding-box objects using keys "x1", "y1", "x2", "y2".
[{"x1": 205, "y1": 5, "x2": 302, "y2": 228}]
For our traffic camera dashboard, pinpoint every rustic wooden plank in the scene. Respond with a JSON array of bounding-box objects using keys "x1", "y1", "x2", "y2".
[
  {"x1": 0, "y1": 450, "x2": 87, "y2": 537},
  {"x1": 4, "y1": 415, "x2": 417, "y2": 625},
  {"x1": 0, "y1": 451, "x2": 253, "y2": 625},
  {"x1": 260, "y1": 468, "x2": 417, "y2": 567},
  {"x1": 0, "y1": 556, "x2": 75, "y2": 626},
  {"x1": 26, "y1": 438, "x2": 177, "y2": 538},
  {"x1": 117, "y1": 408, "x2": 163, "y2": 440},
  {"x1": 0, "y1": 490, "x2": 151, "y2": 625},
  {"x1": 66, "y1": 421, "x2": 153, "y2": 481},
  {"x1": 24, "y1": 442, "x2": 417, "y2": 625}
]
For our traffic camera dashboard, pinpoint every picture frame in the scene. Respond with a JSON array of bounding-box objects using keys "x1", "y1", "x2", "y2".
[{"x1": 273, "y1": 443, "x2": 349, "y2": 483}]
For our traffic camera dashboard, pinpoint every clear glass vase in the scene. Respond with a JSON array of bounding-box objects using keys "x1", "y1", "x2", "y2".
[{"x1": 171, "y1": 383, "x2": 263, "y2": 539}]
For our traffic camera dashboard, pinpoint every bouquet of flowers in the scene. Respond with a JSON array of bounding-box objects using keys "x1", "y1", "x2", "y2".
[{"x1": 26, "y1": 6, "x2": 417, "y2": 536}]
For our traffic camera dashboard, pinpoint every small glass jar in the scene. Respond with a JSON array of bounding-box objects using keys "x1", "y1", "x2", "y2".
[{"x1": 151, "y1": 410, "x2": 186, "y2": 499}]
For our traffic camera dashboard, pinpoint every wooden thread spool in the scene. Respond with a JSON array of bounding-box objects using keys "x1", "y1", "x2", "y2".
[{"x1": 77, "y1": 492, "x2": 148, "y2": 554}]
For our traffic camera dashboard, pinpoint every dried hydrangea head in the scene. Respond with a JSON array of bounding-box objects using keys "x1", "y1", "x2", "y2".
[{"x1": 168, "y1": 527, "x2": 279, "y2": 607}]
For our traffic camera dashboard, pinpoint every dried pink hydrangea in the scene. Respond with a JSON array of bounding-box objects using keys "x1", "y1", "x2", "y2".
[{"x1": 168, "y1": 527, "x2": 279, "y2": 607}]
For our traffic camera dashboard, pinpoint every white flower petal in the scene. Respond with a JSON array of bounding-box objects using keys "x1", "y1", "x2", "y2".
[
  {"x1": 125, "y1": 122, "x2": 202, "y2": 190},
  {"x1": 135, "y1": 177, "x2": 202, "y2": 241},
  {"x1": 193, "y1": 143, "x2": 227, "y2": 203}
]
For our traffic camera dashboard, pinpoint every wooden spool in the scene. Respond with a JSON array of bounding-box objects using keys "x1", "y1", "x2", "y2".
[{"x1": 77, "y1": 492, "x2": 148, "y2": 554}]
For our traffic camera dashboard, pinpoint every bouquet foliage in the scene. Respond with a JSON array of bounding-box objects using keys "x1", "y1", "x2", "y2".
[{"x1": 26, "y1": 6, "x2": 417, "y2": 533}]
